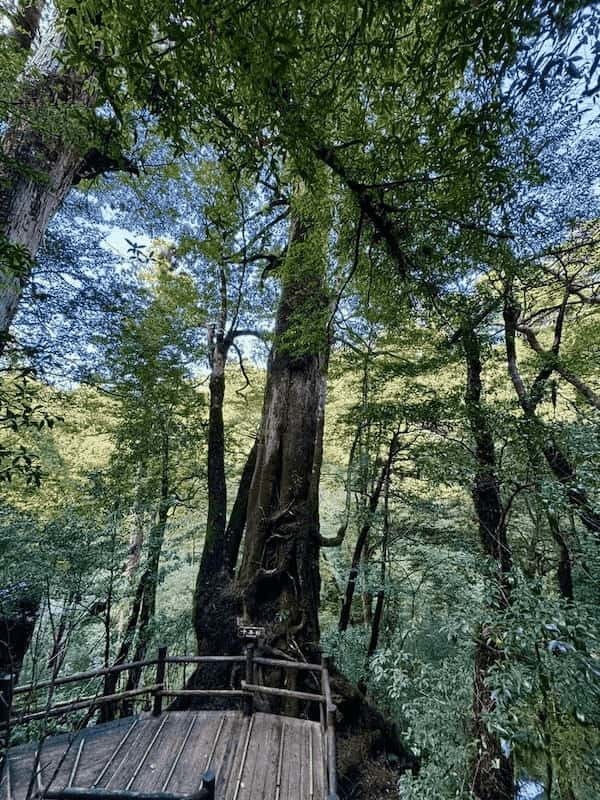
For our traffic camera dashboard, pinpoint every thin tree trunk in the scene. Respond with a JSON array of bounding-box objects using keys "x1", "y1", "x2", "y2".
[
  {"x1": 101, "y1": 426, "x2": 170, "y2": 717},
  {"x1": 189, "y1": 441, "x2": 257, "y2": 694},
  {"x1": 547, "y1": 513, "x2": 574, "y2": 601},
  {"x1": 339, "y1": 435, "x2": 398, "y2": 632},
  {"x1": 367, "y1": 461, "x2": 392, "y2": 660},
  {"x1": 367, "y1": 591, "x2": 385, "y2": 659},
  {"x1": 463, "y1": 327, "x2": 514, "y2": 800},
  {"x1": 223, "y1": 441, "x2": 258, "y2": 573},
  {"x1": 192, "y1": 332, "x2": 230, "y2": 658},
  {"x1": 503, "y1": 295, "x2": 600, "y2": 535},
  {"x1": 125, "y1": 463, "x2": 147, "y2": 581},
  {"x1": 46, "y1": 592, "x2": 76, "y2": 672},
  {"x1": 191, "y1": 291, "x2": 262, "y2": 690},
  {"x1": 124, "y1": 427, "x2": 171, "y2": 695},
  {"x1": 204, "y1": 334, "x2": 228, "y2": 570},
  {"x1": 361, "y1": 544, "x2": 373, "y2": 626}
]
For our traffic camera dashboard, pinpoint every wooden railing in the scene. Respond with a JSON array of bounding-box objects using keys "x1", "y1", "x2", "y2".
[{"x1": 0, "y1": 647, "x2": 339, "y2": 800}]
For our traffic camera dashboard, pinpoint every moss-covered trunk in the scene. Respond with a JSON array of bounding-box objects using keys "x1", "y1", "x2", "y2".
[
  {"x1": 237, "y1": 210, "x2": 329, "y2": 657},
  {"x1": 0, "y1": 10, "x2": 88, "y2": 352}
]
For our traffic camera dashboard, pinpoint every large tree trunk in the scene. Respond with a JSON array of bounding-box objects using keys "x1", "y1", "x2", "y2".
[
  {"x1": 237, "y1": 213, "x2": 329, "y2": 657},
  {"x1": 0, "y1": 9, "x2": 90, "y2": 351},
  {"x1": 463, "y1": 328, "x2": 514, "y2": 800}
]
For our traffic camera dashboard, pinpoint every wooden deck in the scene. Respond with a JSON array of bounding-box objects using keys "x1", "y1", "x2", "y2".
[{"x1": 1, "y1": 711, "x2": 326, "y2": 800}]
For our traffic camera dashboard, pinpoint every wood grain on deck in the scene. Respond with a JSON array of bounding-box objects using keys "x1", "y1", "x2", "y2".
[{"x1": 1, "y1": 712, "x2": 326, "y2": 800}]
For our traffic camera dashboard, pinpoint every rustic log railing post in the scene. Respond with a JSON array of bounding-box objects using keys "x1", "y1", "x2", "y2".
[
  {"x1": 0, "y1": 672, "x2": 12, "y2": 736},
  {"x1": 244, "y1": 644, "x2": 254, "y2": 716},
  {"x1": 201, "y1": 770, "x2": 215, "y2": 800},
  {"x1": 321, "y1": 655, "x2": 337, "y2": 799},
  {"x1": 153, "y1": 646, "x2": 167, "y2": 716}
]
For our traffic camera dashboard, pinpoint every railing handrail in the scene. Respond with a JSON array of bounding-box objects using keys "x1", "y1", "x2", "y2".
[
  {"x1": 13, "y1": 659, "x2": 159, "y2": 696},
  {"x1": 4, "y1": 685, "x2": 161, "y2": 729},
  {"x1": 9, "y1": 653, "x2": 324, "y2": 699}
]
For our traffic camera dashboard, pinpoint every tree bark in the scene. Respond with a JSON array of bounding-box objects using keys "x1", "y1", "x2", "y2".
[
  {"x1": 237, "y1": 211, "x2": 329, "y2": 656},
  {"x1": 464, "y1": 329, "x2": 512, "y2": 580},
  {"x1": 462, "y1": 327, "x2": 514, "y2": 800},
  {"x1": 367, "y1": 590, "x2": 385, "y2": 659},
  {"x1": 223, "y1": 441, "x2": 258, "y2": 573},
  {"x1": 0, "y1": 9, "x2": 90, "y2": 351},
  {"x1": 124, "y1": 427, "x2": 170, "y2": 693},
  {"x1": 547, "y1": 513, "x2": 574, "y2": 601}
]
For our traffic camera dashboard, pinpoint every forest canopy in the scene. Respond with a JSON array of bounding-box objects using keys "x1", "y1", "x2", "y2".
[{"x1": 1, "y1": 1, "x2": 600, "y2": 799}]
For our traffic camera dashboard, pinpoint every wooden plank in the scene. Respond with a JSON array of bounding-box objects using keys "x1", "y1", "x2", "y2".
[
  {"x1": 102, "y1": 718, "x2": 161, "y2": 789},
  {"x1": 160, "y1": 716, "x2": 198, "y2": 792},
  {"x1": 1, "y1": 711, "x2": 329, "y2": 800},
  {"x1": 230, "y1": 715, "x2": 254, "y2": 800},
  {"x1": 93, "y1": 720, "x2": 141, "y2": 788},
  {"x1": 130, "y1": 714, "x2": 191, "y2": 792},
  {"x1": 204, "y1": 713, "x2": 244, "y2": 799},
  {"x1": 8, "y1": 735, "x2": 79, "y2": 798},
  {"x1": 2, "y1": 719, "x2": 137, "y2": 799},
  {"x1": 164, "y1": 713, "x2": 225, "y2": 796},
  {"x1": 310, "y1": 723, "x2": 326, "y2": 800},
  {"x1": 74, "y1": 720, "x2": 147, "y2": 790},
  {"x1": 218, "y1": 715, "x2": 249, "y2": 800},
  {"x1": 124, "y1": 716, "x2": 170, "y2": 790},
  {"x1": 235, "y1": 713, "x2": 281, "y2": 800},
  {"x1": 281, "y1": 718, "x2": 317, "y2": 800}
]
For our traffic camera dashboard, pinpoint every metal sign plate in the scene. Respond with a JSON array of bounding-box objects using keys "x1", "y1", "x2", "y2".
[{"x1": 237, "y1": 618, "x2": 266, "y2": 639}]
